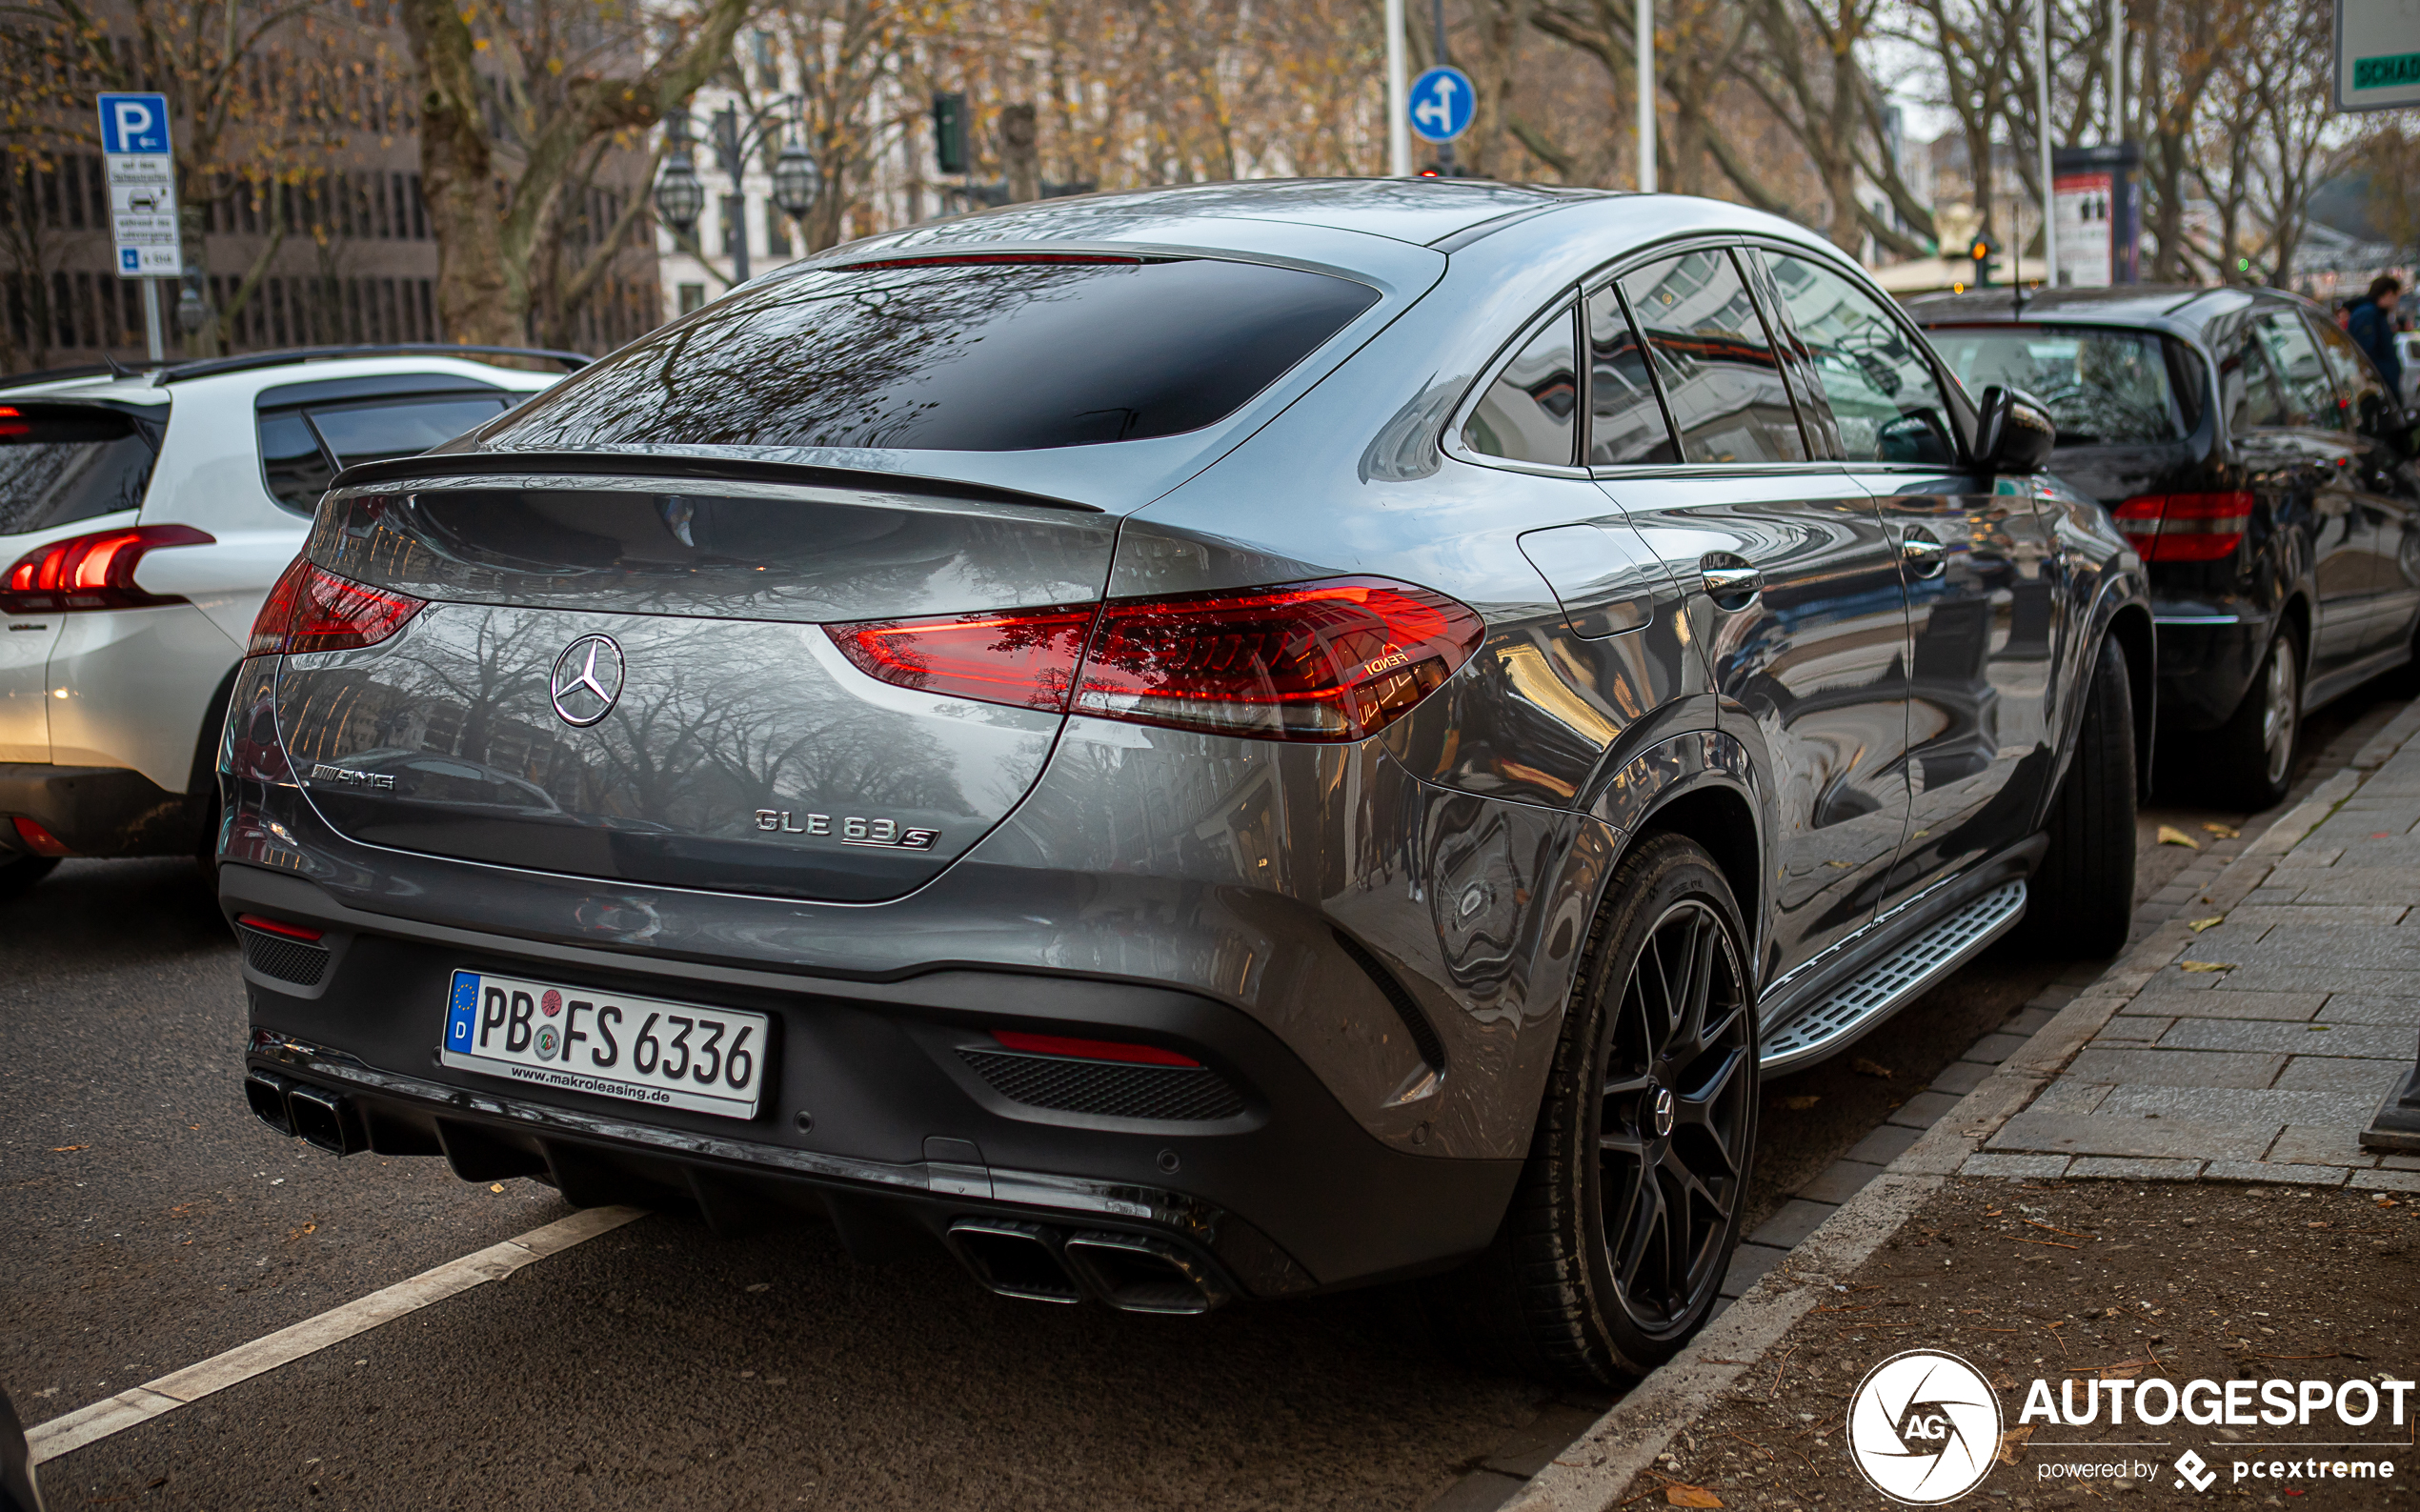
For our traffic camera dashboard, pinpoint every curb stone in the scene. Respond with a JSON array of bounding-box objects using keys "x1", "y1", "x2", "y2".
[{"x1": 1478, "y1": 693, "x2": 2419, "y2": 1512}]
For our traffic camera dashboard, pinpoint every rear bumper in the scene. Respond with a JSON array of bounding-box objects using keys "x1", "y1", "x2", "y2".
[
  {"x1": 224, "y1": 861, "x2": 1521, "y2": 1296},
  {"x1": 0, "y1": 761, "x2": 202, "y2": 857},
  {"x1": 2149, "y1": 615, "x2": 2269, "y2": 733}
]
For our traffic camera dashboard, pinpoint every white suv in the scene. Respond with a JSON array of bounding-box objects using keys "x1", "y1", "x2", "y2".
[{"x1": 0, "y1": 348, "x2": 568, "y2": 895}]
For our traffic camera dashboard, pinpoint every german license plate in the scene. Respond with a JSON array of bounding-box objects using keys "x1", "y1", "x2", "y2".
[{"x1": 439, "y1": 969, "x2": 768, "y2": 1119}]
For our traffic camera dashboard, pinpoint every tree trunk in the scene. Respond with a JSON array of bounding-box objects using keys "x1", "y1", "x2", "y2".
[
  {"x1": 1001, "y1": 104, "x2": 1040, "y2": 202},
  {"x1": 399, "y1": 0, "x2": 516, "y2": 345}
]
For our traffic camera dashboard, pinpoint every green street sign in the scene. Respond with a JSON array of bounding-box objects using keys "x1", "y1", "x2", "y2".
[{"x1": 2338, "y1": 0, "x2": 2420, "y2": 111}]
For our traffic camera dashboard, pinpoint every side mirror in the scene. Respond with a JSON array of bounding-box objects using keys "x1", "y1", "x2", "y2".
[{"x1": 1975, "y1": 384, "x2": 2055, "y2": 474}]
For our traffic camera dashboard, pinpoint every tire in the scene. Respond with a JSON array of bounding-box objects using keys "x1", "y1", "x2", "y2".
[
  {"x1": 2211, "y1": 627, "x2": 2301, "y2": 813},
  {"x1": 2023, "y1": 635, "x2": 2137, "y2": 958},
  {"x1": 0, "y1": 853, "x2": 59, "y2": 899},
  {"x1": 1426, "y1": 833, "x2": 1759, "y2": 1385}
]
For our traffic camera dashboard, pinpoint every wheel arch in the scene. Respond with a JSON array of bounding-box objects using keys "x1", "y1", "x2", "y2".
[
  {"x1": 2104, "y1": 602, "x2": 2155, "y2": 803},
  {"x1": 1588, "y1": 728, "x2": 1766, "y2": 966}
]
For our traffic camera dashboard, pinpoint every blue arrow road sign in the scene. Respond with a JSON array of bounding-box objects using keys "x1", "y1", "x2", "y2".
[
  {"x1": 1408, "y1": 66, "x2": 1475, "y2": 144},
  {"x1": 98, "y1": 93, "x2": 171, "y2": 155}
]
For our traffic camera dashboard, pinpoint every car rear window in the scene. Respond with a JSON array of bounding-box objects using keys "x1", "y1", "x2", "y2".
[
  {"x1": 0, "y1": 403, "x2": 161, "y2": 535},
  {"x1": 258, "y1": 392, "x2": 516, "y2": 513},
  {"x1": 1928, "y1": 325, "x2": 2194, "y2": 445},
  {"x1": 478, "y1": 255, "x2": 1381, "y2": 454}
]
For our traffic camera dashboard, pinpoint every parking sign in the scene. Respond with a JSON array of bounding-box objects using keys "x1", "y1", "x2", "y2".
[{"x1": 97, "y1": 91, "x2": 181, "y2": 278}]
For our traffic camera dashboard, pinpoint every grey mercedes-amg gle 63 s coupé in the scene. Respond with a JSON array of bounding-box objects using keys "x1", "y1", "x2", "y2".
[{"x1": 224, "y1": 179, "x2": 2148, "y2": 1383}]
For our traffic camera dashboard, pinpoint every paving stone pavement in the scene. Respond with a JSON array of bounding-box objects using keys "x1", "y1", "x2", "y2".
[
  {"x1": 1718, "y1": 689, "x2": 2420, "y2": 1302},
  {"x1": 1962, "y1": 695, "x2": 2420, "y2": 1189}
]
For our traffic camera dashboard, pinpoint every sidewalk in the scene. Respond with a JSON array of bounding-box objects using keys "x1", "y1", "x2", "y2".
[{"x1": 1495, "y1": 694, "x2": 2420, "y2": 1512}]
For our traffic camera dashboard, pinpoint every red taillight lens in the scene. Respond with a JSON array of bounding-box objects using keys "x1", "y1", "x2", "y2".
[
  {"x1": 2111, "y1": 492, "x2": 2253, "y2": 563},
  {"x1": 826, "y1": 605, "x2": 1099, "y2": 710},
  {"x1": 830, "y1": 576, "x2": 1485, "y2": 743},
  {"x1": 248, "y1": 557, "x2": 428, "y2": 655},
  {"x1": 1073, "y1": 578, "x2": 1486, "y2": 741},
  {"x1": 0, "y1": 524, "x2": 213, "y2": 612},
  {"x1": 991, "y1": 1030, "x2": 1202, "y2": 1067},
  {"x1": 11, "y1": 816, "x2": 71, "y2": 857}
]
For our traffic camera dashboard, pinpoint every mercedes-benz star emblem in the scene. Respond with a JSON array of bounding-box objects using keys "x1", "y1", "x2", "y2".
[
  {"x1": 549, "y1": 635, "x2": 625, "y2": 727},
  {"x1": 1651, "y1": 1086, "x2": 1676, "y2": 1139}
]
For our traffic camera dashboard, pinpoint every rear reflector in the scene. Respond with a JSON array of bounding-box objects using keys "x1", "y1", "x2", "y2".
[
  {"x1": 827, "y1": 576, "x2": 1484, "y2": 744},
  {"x1": 2111, "y1": 491, "x2": 2254, "y2": 563},
  {"x1": 248, "y1": 557, "x2": 427, "y2": 655},
  {"x1": 0, "y1": 524, "x2": 213, "y2": 612},
  {"x1": 11, "y1": 816, "x2": 71, "y2": 857},
  {"x1": 236, "y1": 913, "x2": 324, "y2": 942},
  {"x1": 990, "y1": 1030, "x2": 1202, "y2": 1067}
]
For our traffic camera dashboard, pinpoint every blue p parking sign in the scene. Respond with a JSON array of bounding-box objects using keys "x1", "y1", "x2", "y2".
[
  {"x1": 1408, "y1": 66, "x2": 1475, "y2": 144},
  {"x1": 98, "y1": 93, "x2": 171, "y2": 154}
]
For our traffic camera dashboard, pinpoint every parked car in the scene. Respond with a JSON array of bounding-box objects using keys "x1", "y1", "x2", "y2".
[
  {"x1": 226, "y1": 183, "x2": 2148, "y2": 1384},
  {"x1": 1916, "y1": 286, "x2": 2420, "y2": 808},
  {"x1": 2398, "y1": 330, "x2": 2420, "y2": 411},
  {"x1": 0, "y1": 347, "x2": 572, "y2": 896}
]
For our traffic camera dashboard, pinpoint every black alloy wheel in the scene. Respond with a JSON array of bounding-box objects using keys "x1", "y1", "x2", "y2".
[
  {"x1": 2211, "y1": 626, "x2": 2300, "y2": 812},
  {"x1": 1593, "y1": 896, "x2": 1757, "y2": 1336},
  {"x1": 1429, "y1": 833, "x2": 1759, "y2": 1385}
]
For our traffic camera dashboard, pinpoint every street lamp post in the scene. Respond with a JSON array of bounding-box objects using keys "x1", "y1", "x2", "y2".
[{"x1": 653, "y1": 98, "x2": 818, "y2": 289}]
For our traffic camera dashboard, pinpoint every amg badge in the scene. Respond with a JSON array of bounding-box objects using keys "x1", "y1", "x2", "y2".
[{"x1": 754, "y1": 810, "x2": 939, "y2": 850}]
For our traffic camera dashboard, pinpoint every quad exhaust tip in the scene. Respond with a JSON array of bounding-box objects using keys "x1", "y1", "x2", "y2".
[
  {"x1": 942, "y1": 1219, "x2": 1227, "y2": 1313},
  {"x1": 242, "y1": 1071, "x2": 366, "y2": 1157}
]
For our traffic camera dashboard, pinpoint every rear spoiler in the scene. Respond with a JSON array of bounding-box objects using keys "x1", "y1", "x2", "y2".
[{"x1": 327, "y1": 449, "x2": 1103, "y2": 514}]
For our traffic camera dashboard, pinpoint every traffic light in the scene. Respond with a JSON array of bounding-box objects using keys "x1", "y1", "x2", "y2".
[
  {"x1": 932, "y1": 91, "x2": 968, "y2": 175},
  {"x1": 1968, "y1": 238, "x2": 1997, "y2": 287}
]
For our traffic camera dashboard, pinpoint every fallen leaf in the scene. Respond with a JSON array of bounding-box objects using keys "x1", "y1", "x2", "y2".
[
  {"x1": 1997, "y1": 1425, "x2": 2035, "y2": 1465},
  {"x1": 489, "y1": 1183, "x2": 505, "y2": 1193},
  {"x1": 2178, "y1": 960, "x2": 2236, "y2": 973},
  {"x1": 50, "y1": 1145, "x2": 87, "y2": 1153},
  {"x1": 1852, "y1": 1058, "x2": 1895, "y2": 1079},
  {"x1": 2188, "y1": 917, "x2": 2224, "y2": 932},
  {"x1": 1782, "y1": 1095, "x2": 1821, "y2": 1110},
  {"x1": 2202, "y1": 822, "x2": 2240, "y2": 838},
  {"x1": 1665, "y1": 1486, "x2": 1724, "y2": 1508},
  {"x1": 2156, "y1": 825, "x2": 2200, "y2": 849}
]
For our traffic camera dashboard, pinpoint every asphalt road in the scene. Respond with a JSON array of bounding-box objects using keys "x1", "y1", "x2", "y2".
[{"x1": 3, "y1": 684, "x2": 2400, "y2": 1510}]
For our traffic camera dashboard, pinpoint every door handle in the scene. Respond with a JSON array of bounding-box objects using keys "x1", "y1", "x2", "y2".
[
  {"x1": 1900, "y1": 530, "x2": 1946, "y2": 579},
  {"x1": 1699, "y1": 554, "x2": 1762, "y2": 608}
]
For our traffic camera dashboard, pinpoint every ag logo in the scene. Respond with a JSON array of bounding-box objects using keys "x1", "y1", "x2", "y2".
[
  {"x1": 2173, "y1": 1449, "x2": 2217, "y2": 1492},
  {"x1": 1847, "y1": 1350, "x2": 2002, "y2": 1504}
]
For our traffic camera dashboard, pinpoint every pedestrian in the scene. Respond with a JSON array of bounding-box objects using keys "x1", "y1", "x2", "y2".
[{"x1": 2349, "y1": 274, "x2": 2404, "y2": 396}]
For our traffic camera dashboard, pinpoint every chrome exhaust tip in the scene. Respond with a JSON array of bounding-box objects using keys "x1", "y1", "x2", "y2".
[
  {"x1": 942, "y1": 1219, "x2": 1082, "y2": 1303},
  {"x1": 286, "y1": 1084, "x2": 365, "y2": 1157},
  {"x1": 1061, "y1": 1231, "x2": 1229, "y2": 1314}
]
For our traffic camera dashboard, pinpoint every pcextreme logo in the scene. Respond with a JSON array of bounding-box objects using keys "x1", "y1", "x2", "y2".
[{"x1": 1847, "y1": 1350, "x2": 2003, "y2": 1504}]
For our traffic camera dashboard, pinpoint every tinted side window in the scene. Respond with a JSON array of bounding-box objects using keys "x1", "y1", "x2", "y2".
[
  {"x1": 1621, "y1": 250, "x2": 1806, "y2": 464},
  {"x1": 1583, "y1": 286, "x2": 1678, "y2": 465},
  {"x1": 2309, "y1": 316, "x2": 2384, "y2": 427},
  {"x1": 1761, "y1": 252, "x2": 1958, "y2": 465},
  {"x1": 2217, "y1": 319, "x2": 2288, "y2": 433},
  {"x1": 490, "y1": 257, "x2": 1381, "y2": 454},
  {"x1": 1463, "y1": 305, "x2": 1581, "y2": 466},
  {"x1": 258, "y1": 394, "x2": 512, "y2": 513},
  {"x1": 2256, "y1": 313, "x2": 2339, "y2": 430},
  {"x1": 0, "y1": 405, "x2": 159, "y2": 535}
]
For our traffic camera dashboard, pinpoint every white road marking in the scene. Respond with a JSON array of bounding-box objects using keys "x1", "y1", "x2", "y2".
[{"x1": 27, "y1": 1204, "x2": 647, "y2": 1464}]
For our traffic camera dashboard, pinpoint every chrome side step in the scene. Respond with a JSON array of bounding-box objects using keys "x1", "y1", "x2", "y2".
[{"x1": 1761, "y1": 880, "x2": 2027, "y2": 1073}]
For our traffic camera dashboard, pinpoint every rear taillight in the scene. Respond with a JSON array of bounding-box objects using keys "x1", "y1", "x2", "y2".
[
  {"x1": 1075, "y1": 579, "x2": 1485, "y2": 740},
  {"x1": 11, "y1": 816, "x2": 71, "y2": 857},
  {"x1": 0, "y1": 524, "x2": 213, "y2": 612},
  {"x1": 991, "y1": 1030, "x2": 1202, "y2": 1067},
  {"x1": 2111, "y1": 492, "x2": 2254, "y2": 563},
  {"x1": 827, "y1": 577, "x2": 1484, "y2": 743},
  {"x1": 248, "y1": 557, "x2": 428, "y2": 655},
  {"x1": 827, "y1": 605, "x2": 1098, "y2": 710},
  {"x1": 236, "y1": 914, "x2": 324, "y2": 942}
]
